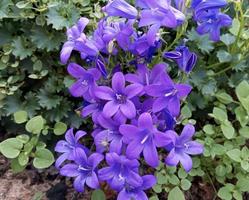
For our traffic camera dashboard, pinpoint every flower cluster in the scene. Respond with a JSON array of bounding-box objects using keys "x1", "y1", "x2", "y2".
[{"x1": 56, "y1": 0, "x2": 231, "y2": 198}]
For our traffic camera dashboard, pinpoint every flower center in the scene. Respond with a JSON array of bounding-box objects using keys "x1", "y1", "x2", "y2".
[
  {"x1": 118, "y1": 173, "x2": 125, "y2": 181},
  {"x1": 81, "y1": 80, "x2": 88, "y2": 86},
  {"x1": 165, "y1": 89, "x2": 177, "y2": 97},
  {"x1": 78, "y1": 165, "x2": 90, "y2": 172},
  {"x1": 141, "y1": 134, "x2": 149, "y2": 144},
  {"x1": 184, "y1": 143, "x2": 189, "y2": 149},
  {"x1": 115, "y1": 93, "x2": 127, "y2": 104}
]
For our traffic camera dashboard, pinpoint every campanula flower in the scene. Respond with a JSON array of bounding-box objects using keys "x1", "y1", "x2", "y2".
[
  {"x1": 117, "y1": 175, "x2": 157, "y2": 200},
  {"x1": 54, "y1": 128, "x2": 88, "y2": 168},
  {"x1": 60, "y1": 17, "x2": 89, "y2": 64},
  {"x1": 119, "y1": 113, "x2": 172, "y2": 167},
  {"x1": 196, "y1": 10, "x2": 232, "y2": 41},
  {"x1": 98, "y1": 153, "x2": 143, "y2": 191},
  {"x1": 67, "y1": 63, "x2": 101, "y2": 101},
  {"x1": 165, "y1": 124, "x2": 204, "y2": 172},
  {"x1": 94, "y1": 72, "x2": 143, "y2": 119},
  {"x1": 94, "y1": 114, "x2": 124, "y2": 154},
  {"x1": 137, "y1": 0, "x2": 185, "y2": 44},
  {"x1": 125, "y1": 63, "x2": 167, "y2": 92},
  {"x1": 164, "y1": 45, "x2": 197, "y2": 73},
  {"x1": 145, "y1": 73, "x2": 192, "y2": 116},
  {"x1": 102, "y1": 0, "x2": 138, "y2": 19},
  {"x1": 60, "y1": 148, "x2": 103, "y2": 192},
  {"x1": 156, "y1": 108, "x2": 176, "y2": 131}
]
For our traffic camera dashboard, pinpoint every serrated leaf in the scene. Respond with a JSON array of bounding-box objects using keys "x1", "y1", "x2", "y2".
[
  {"x1": 0, "y1": 138, "x2": 23, "y2": 158},
  {"x1": 12, "y1": 37, "x2": 35, "y2": 60},
  {"x1": 37, "y1": 89, "x2": 63, "y2": 109},
  {"x1": 33, "y1": 148, "x2": 54, "y2": 169},
  {"x1": 0, "y1": 0, "x2": 13, "y2": 19},
  {"x1": 229, "y1": 19, "x2": 240, "y2": 36},
  {"x1": 217, "y1": 50, "x2": 232, "y2": 63},
  {"x1": 220, "y1": 34, "x2": 236, "y2": 46}
]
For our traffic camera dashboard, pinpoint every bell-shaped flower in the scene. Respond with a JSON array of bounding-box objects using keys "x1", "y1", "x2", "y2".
[
  {"x1": 54, "y1": 129, "x2": 88, "y2": 168},
  {"x1": 98, "y1": 153, "x2": 143, "y2": 191},
  {"x1": 94, "y1": 72, "x2": 143, "y2": 119},
  {"x1": 60, "y1": 148, "x2": 103, "y2": 192},
  {"x1": 102, "y1": 0, "x2": 138, "y2": 19},
  {"x1": 145, "y1": 73, "x2": 192, "y2": 117},
  {"x1": 165, "y1": 124, "x2": 204, "y2": 172},
  {"x1": 119, "y1": 113, "x2": 172, "y2": 167},
  {"x1": 60, "y1": 17, "x2": 89, "y2": 64},
  {"x1": 67, "y1": 63, "x2": 101, "y2": 100}
]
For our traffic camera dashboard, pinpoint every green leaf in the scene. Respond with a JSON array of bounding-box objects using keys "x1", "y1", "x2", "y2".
[
  {"x1": 11, "y1": 158, "x2": 26, "y2": 173},
  {"x1": 0, "y1": 138, "x2": 23, "y2": 158},
  {"x1": 33, "y1": 148, "x2": 54, "y2": 169},
  {"x1": 18, "y1": 152, "x2": 29, "y2": 166},
  {"x1": 153, "y1": 184, "x2": 162, "y2": 193},
  {"x1": 229, "y1": 19, "x2": 240, "y2": 36},
  {"x1": 215, "y1": 92, "x2": 233, "y2": 104},
  {"x1": 37, "y1": 89, "x2": 63, "y2": 109},
  {"x1": 12, "y1": 37, "x2": 34, "y2": 60},
  {"x1": 16, "y1": 134, "x2": 30, "y2": 144},
  {"x1": 233, "y1": 190, "x2": 242, "y2": 200},
  {"x1": 236, "y1": 177, "x2": 249, "y2": 192},
  {"x1": 0, "y1": 0, "x2": 13, "y2": 19},
  {"x1": 236, "y1": 81, "x2": 249, "y2": 113},
  {"x1": 180, "y1": 179, "x2": 191, "y2": 191},
  {"x1": 203, "y1": 124, "x2": 215, "y2": 135},
  {"x1": 220, "y1": 34, "x2": 236, "y2": 46},
  {"x1": 16, "y1": 1, "x2": 30, "y2": 8},
  {"x1": 91, "y1": 189, "x2": 106, "y2": 200},
  {"x1": 149, "y1": 196, "x2": 159, "y2": 200},
  {"x1": 168, "y1": 186, "x2": 185, "y2": 200},
  {"x1": 235, "y1": 106, "x2": 249, "y2": 127},
  {"x1": 25, "y1": 116, "x2": 44, "y2": 134},
  {"x1": 211, "y1": 107, "x2": 227, "y2": 122},
  {"x1": 218, "y1": 186, "x2": 233, "y2": 200},
  {"x1": 221, "y1": 122, "x2": 235, "y2": 139},
  {"x1": 241, "y1": 160, "x2": 249, "y2": 171},
  {"x1": 168, "y1": 175, "x2": 180, "y2": 185},
  {"x1": 14, "y1": 110, "x2": 28, "y2": 124},
  {"x1": 217, "y1": 50, "x2": 232, "y2": 63},
  {"x1": 53, "y1": 122, "x2": 67, "y2": 135},
  {"x1": 226, "y1": 149, "x2": 241, "y2": 162},
  {"x1": 239, "y1": 127, "x2": 249, "y2": 138}
]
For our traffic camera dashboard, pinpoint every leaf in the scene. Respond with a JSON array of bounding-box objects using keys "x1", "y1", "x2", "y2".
[
  {"x1": 236, "y1": 81, "x2": 249, "y2": 113},
  {"x1": 16, "y1": 1, "x2": 30, "y2": 8},
  {"x1": 180, "y1": 179, "x2": 191, "y2": 191},
  {"x1": 226, "y1": 149, "x2": 241, "y2": 162},
  {"x1": 91, "y1": 189, "x2": 106, "y2": 200},
  {"x1": 16, "y1": 134, "x2": 30, "y2": 144},
  {"x1": 37, "y1": 89, "x2": 63, "y2": 109},
  {"x1": 33, "y1": 148, "x2": 54, "y2": 169},
  {"x1": 18, "y1": 152, "x2": 29, "y2": 166},
  {"x1": 25, "y1": 116, "x2": 44, "y2": 134},
  {"x1": 218, "y1": 186, "x2": 233, "y2": 200},
  {"x1": 54, "y1": 122, "x2": 67, "y2": 135},
  {"x1": 233, "y1": 190, "x2": 243, "y2": 200},
  {"x1": 215, "y1": 92, "x2": 233, "y2": 104},
  {"x1": 11, "y1": 158, "x2": 26, "y2": 173},
  {"x1": 203, "y1": 124, "x2": 215, "y2": 135},
  {"x1": 236, "y1": 177, "x2": 249, "y2": 192},
  {"x1": 0, "y1": 138, "x2": 23, "y2": 158},
  {"x1": 168, "y1": 186, "x2": 185, "y2": 200},
  {"x1": 14, "y1": 110, "x2": 28, "y2": 124},
  {"x1": 239, "y1": 127, "x2": 249, "y2": 138},
  {"x1": 0, "y1": 0, "x2": 13, "y2": 19},
  {"x1": 31, "y1": 26, "x2": 65, "y2": 51},
  {"x1": 229, "y1": 19, "x2": 240, "y2": 36},
  {"x1": 211, "y1": 107, "x2": 227, "y2": 122},
  {"x1": 217, "y1": 50, "x2": 232, "y2": 63},
  {"x1": 221, "y1": 122, "x2": 235, "y2": 139},
  {"x1": 46, "y1": 3, "x2": 80, "y2": 30},
  {"x1": 220, "y1": 34, "x2": 236, "y2": 46},
  {"x1": 12, "y1": 36, "x2": 35, "y2": 60}
]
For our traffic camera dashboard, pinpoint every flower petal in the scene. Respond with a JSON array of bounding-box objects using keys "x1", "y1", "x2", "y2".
[
  {"x1": 94, "y1": 86, "x2": 114, "y2": 100},
  {"x1": 179, "y1": 124, "x2": 195, "y2": 142},
  {"x1": 60, "y1": 164, "x2": 80, "y2": 177},
  {"x1": 152, "y1": 97, "x2": 168, "y2": 113},
  {"x1": 143, "y1": 140, "x2": 159, "y2": 168},
  {"x1": 88, "y1": 153, "x2": 104, "y2": 168},
  {"x1": 176, "y1": 84, "x2": 192, "y2": 98},
  {"x1": 138, "y1": 112, "x2": 153, "y2": 130},
  {"x1": 179, "y1": 152, "x2": 193, "y2": 172},
  {"x1": 124, "y1": 84, "x2": 143, "y2": 98},
  {"x1": 119, "y1": 124, "x2": 140, "y2": 141},
  {"x1": 73, "y1": 175, "x2": 86, "y2": 192},
  {"x1": 120, "y1": 100, "x2": 136, "y2": 119},
  {"x1": 67, "y1": 63, "x2": 86, "y2": 78},
  {"x1": 126, "y1": 140, "x2": 143, "y2": 159},
  {"x1": 165, "y1": 149, "x2": 180, "y2": 167},
  {"x1": 103, "y1": 101, "x2": 120, "y2": 118},
  {"x1": 86, "y1": 172, "x2": 99, "y2": 189},
  {"x1": 112, "y1": 72, "x2": 125, "y2": 93},
  {"x1": 185, "y1": 141, "x2": 204, "y2": 155}
]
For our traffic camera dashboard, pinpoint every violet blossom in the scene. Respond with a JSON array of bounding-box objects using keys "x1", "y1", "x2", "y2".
[
  {"x1": 60, "y1": 148, "x2": 103, "y2": 192},
  {"x1": 165, "y1": 124, "x2": 204, "y2": 172}
]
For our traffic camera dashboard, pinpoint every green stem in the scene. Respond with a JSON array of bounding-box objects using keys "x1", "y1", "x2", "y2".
[
  {"x1": 211, "y1": 65, "x2": 234, "y2": 76},
  {"x1": 206, "y1": 62, "x2": 226, "y2": 70}
]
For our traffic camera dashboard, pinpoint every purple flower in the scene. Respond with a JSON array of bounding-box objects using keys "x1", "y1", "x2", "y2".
[
  {"x1": 94, "y1": 72, "x2": 143, "y2": 119},
  {"x1": 102, "y1": 0, "x2": 138, "y2": 19},
  {"x1": 137, "y1": 0, "x2": 185, "y2": 44},
  {"x1": 145, "y1": 73, "x2": 192, "y2": 117},
  {"x1": 60, "y1": 17, "x2": 89, "y2": 64},
  {"x1": 164, "y1": 45, "x2": 197, "y2": 73},
  {"x1": 94, "y1": 114, "x2": 124, "y2": 154},
  {"x1": 60, "y1": 148, "x2": 103, "y2": 192},
  {"x1": 125, "y1": 63, "x2": 167, "y2": 91},
  {"x1": 119, "y1": 113, "x2": 172, "y2": 167},
  {"x1": 155, "y1": 108, "x2": 176, "y2": 131},
  {"x1": 67, "y1": 63, "x2": 101, "y2": 100},
  {"x1": 117, "y1": 175, "x2": 156, "y2": 200},
  {"x1": 195, "y1": 10, "x2": 232, "y2": 41},
  {"x1": 54, "y1": 128, "x2": 88, "y2": 168},
  {"x1": 98, "y1": 153, "x2": 143, "y2": 191},
  {"x1": 165, "y1": 124, "x2": 204, "y2": 172}
]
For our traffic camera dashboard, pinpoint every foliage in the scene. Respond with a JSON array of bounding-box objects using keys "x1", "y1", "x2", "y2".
[{"x1": 0, "y1": 0, "x2": 249, "y2": 199}]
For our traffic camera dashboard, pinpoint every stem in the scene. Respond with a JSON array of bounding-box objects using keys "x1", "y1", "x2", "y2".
[
  {"x1": 205, "y1": 170, "x2": 218, "y2": 200},
  {"x1": 206, "y1": 62, "x2": 226, "y2": 70},
  {"x1": 211, "y1": 65, "x2": 233, "y2": 76}
]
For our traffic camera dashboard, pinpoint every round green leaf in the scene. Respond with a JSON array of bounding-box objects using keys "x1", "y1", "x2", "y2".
[
  {"x1": 53, "y1": 122, "x2": 67, "y2": 135},
  {"x1": 168, "y1": 186, "x2": 185, "y2": 200},
  {"x1": 14, "y1": 110, "x2": 28, "y2": 124},
  {"x1": 0, "y1": 138, "x2": 23, "y2": 158},
  {"x1": 91, "y1": 189, "x2": 106, "y2": 200},
  {"x1": 218, "y1": 186, "x2": 232, "y2": 200},
  {"x1": 18, "y1": 152, "x2": 29, "y2": 166},
  {"x1": 226, "y1": 149, "x2": 241, "y2": 162},
  {"x1": 180, "y1": 179, "x2": 191, "y2": 191},
  {"x1": 25, "y1": 116, "x2": 44, "y2": 134},
  {"x1": 33, "y1": 148, "x2": 54, "y2": 169},
  {"x1": 16, "y1": 134, "x2": 30, "y2": 144}
]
